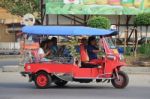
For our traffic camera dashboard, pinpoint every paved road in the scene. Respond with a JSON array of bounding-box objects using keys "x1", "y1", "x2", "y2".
[
  {"x1": 0, "y1": 73, "x2": 150, "y2": 99},
  {"x1": 0, "y1": 59, "x2": 20, "y2": 67}
]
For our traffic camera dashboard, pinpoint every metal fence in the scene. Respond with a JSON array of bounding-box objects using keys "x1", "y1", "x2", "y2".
[
  {"x1": 0, "y1": 42, "x2": 20, "y2": 50},
  {"x1": 0, "y1": 42, "x2": 20, "y2": 55}
]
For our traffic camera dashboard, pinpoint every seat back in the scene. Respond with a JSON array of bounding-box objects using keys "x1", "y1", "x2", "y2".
[{"x1": 80, "y1": 44, "x2": 89, "y2": 62}]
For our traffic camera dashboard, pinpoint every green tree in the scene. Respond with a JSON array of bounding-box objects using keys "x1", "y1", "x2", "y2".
[
  {"x1": 134, "y1": 13, "x2": 150, "y2": 26},
  {"x1": 134, "y1": 13, "x2": 150, "y2": 43},
  {"x1": 0, "y1": 0, "x2": 40, "y2": 18},
  {"x1": 87, "y1": 16, "x2": 111, "y2": 29}
]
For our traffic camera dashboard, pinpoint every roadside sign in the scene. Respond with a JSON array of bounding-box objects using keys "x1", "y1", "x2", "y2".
[
  {"x1": 22, "y1": 13, "x2": 35, "y2": 26},
  {"x1": 64, "y1": 0, "x2": 80, "y2": 4}
]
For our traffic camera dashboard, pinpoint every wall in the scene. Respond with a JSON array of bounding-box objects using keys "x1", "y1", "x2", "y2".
[{"x1": 0, "y1": 24, "x2": 15, "y2": 42}]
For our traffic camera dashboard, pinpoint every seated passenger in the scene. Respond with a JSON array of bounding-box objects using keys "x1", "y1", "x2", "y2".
[
  {"x1": 81, "y1": 37, "x2": 87, "y2": 47},
  {"x1": 38, "y1": 41, "x2": 51, "y2": 62},
  {"x1": 80, "y1": 37, "x2": 89, "y2": 62},
  {"x1": 46, "y1": 39, "x2": 54, "y2": 58},
  {"x1": 87, "y1": 36, "x2": 102, "y2": 65},
  {"x1": 51, "y1": 37, "x2": 58, "y2": 56}
]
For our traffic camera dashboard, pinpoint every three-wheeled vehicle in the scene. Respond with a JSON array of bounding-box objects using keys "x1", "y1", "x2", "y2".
[{"x1": 21, "y1": 26, "x2": 129, "y2": 89}]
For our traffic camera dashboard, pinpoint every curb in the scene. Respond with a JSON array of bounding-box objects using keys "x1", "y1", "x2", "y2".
[
  {"x1": 1, "y1": 65, "x2": 19, "y2": 72},
  {"x1": 0, "y1": 55, "x2": 21, "y2": 59},
  {"x1": 0, "y1": 68, "x2": 2, "y2": 72},
  {"x1": 121, "y1": 67, "x2": 150, "y2": 74},
  {"x1": 0, "y1": 66, "x2": 150, "y2": 74}
]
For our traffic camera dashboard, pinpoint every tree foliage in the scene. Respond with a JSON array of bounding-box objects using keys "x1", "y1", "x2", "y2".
[
  {"x1": 0, "y1": 0, "x2": 40, "y2": 17},
  {"x1": 87, "y1": 16, "x2": 111, "y2": 29},
  {"x1": 134, "y1": 13, "x2": 150, "y2": 26}
]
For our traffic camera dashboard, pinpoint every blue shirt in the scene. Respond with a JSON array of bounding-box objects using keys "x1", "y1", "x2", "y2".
[
  {"x1": 51, "y1": 45, "x2": 58, "y2": 53},
  {"x1": 87, "y1": 45, "x2": 98, "y2": 60}
]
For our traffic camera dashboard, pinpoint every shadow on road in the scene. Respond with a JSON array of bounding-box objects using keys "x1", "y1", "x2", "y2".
[{"x1": 0, "y1": 82, "x2": 114, "y2": 89}]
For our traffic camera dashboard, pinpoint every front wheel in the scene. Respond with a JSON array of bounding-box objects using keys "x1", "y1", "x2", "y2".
[
  {"x1": 111, "y1": 71, "x2": 129, "y2": 89},
  {"x1": 35, "y1": 72, "x2": 51, "y2": 89}
]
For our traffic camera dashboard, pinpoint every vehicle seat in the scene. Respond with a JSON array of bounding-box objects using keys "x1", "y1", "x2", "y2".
[{"x1": 80, "y1": 44, "x2": 99, "y2": 68}]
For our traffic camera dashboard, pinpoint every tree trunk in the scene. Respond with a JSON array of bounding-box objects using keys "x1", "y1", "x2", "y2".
[
  {"x1": 140, "y1": 26, "x2": 142, "y2": 38},
  {"x1": 145, "y1": 26, "x2": 148, "y2": 44}
]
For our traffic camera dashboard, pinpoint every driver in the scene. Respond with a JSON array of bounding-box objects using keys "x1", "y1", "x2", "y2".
[{"x1": 87, "y1": 36, "x2": 102, "y2": 65}]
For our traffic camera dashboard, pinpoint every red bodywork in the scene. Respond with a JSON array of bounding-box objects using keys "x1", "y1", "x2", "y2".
[{"x1": 24, "y1": 37, "x2": 126, "y2": 79}]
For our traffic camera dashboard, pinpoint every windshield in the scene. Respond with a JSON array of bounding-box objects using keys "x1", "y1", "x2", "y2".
[{"x1": 105, "y1": 37, "x2": 116, "y2": 49}]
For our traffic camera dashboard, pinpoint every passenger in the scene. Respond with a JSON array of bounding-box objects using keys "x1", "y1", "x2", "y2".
[
  {"x1": 81, "y1": 37, "x2": 87, "y2": 47},
  {"x1": 38, "y1": 41, "x2": 51, "y2": 61},
  {"x1": 46, "y1": 39, "x2": 54, "y2": 58},
  {"x1": 80, "y1": 37, "x2": 89, "y2": 62},
  {"x1": 87, "y1": 36, "x2": 102, "y2": 65},
  {"x1": 51, "y1": 37, "x2": 58, "y2": 55}
]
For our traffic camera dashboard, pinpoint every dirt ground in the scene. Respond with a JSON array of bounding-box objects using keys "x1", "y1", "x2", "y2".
[{"x1": 125, "y1": 55, "x2": 150, "y2": 67}]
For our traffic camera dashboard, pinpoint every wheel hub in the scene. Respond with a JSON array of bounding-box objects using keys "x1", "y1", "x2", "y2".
[
  {"x1": 114, "y1": 75, "x2": 124, "y2": 86},
  {"x1": 37, "y1": 74, "x2": 47, "y2": 87}
]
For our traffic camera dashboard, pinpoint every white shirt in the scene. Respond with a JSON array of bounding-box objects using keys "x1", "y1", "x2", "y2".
[
  {"x1": 38, "y1": 48, "x2": 45, "y2": 55},
  {"x1": 37, "y1": 48, "x2": 50, "y2": 62}
]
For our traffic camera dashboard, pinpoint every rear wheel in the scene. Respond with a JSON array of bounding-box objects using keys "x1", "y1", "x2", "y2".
[
  {"x1": 54, "y1": 79, "x2": 68, "y2": 87},
  {"x1": 111, "y1": 71, "x2": 129, "y2": 89},
  {"x1": 35, "y1": 72, "x2": 51, "y2": 89}
]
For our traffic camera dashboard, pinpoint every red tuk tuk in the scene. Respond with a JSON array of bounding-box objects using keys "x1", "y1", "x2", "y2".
[{"x1": 21, "y1": 26, "x2": 129, "y2": 89}]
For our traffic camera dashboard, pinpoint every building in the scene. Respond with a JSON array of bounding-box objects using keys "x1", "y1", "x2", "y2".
[
  {"x1": 0, "y1": 7, "x2": 22, "y2": 42},
  {"x1": 40, "y1": 0, "x2": 150, "y2": 44}
]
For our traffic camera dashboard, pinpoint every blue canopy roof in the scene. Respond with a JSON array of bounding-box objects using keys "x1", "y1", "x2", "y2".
[{"x1": 22, "y1": 26, "x2": 118, "y2": 36}]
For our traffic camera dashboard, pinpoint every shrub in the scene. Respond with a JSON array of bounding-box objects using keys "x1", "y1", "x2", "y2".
[
  {"x1": 125, "y1": 47, "x2": 133, "y2": 56},
  {"x1": 134, "y1": 13, "x2": 150, "y2": 26},
  {"x1": 87, "y1": 16, "x2": 111, "y2": 29},
  {"x1": 138, "y1": 43, "x2": 150, "y2": 57}
]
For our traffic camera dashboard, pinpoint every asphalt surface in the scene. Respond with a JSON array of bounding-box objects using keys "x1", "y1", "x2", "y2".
[
  {"x1": 0, "y1": 73, "x2": 150, "y2": 99},
  {"x1": 0, "y1": 59, "x2": 19, "y2": 67}
]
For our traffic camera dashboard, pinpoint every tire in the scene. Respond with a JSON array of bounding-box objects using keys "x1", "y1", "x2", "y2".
[
  {"x1": 111, "y1": 71, "x2": 129, "y2": 89},
  {"x1": 35, "y1": 72, "x2": 51, "y2": 89},
  {"x1": 54, "y1": 79, "x2": 68, "y2": 87}
]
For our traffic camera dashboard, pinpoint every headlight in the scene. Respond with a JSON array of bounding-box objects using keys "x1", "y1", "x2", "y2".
[
  {"x1": 119, "y1": 54, "x2": 124, "y2": 61},
  {"x1": 26, "y1": 65, "x2": 31, "y2": 70},
  {"x1": 107, "y1": 54, "x2": 116, "y2": 60}
]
